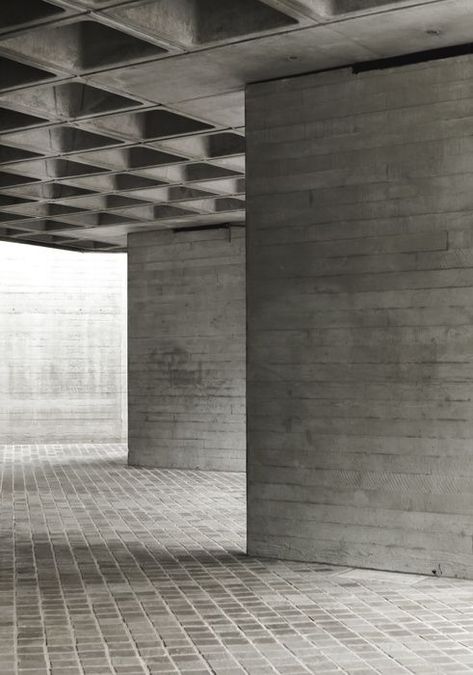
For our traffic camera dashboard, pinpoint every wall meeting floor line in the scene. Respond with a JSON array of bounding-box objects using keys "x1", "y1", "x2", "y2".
[{"x1": 1, "y1": 445, "x2": 473, "y2": 674}]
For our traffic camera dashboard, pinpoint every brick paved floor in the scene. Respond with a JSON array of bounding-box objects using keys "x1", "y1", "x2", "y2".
[{"x1": 2, "y1": 446, "x2": 473, "y2": 675}]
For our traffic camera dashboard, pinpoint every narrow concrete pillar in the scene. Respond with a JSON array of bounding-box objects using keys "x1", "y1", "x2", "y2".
[
  {"x1": 246, "y1": 55, "x2": 473, "y2": 578},
  {"x1": 127, "y1": 226, "x2": 245, "y2": 471}
]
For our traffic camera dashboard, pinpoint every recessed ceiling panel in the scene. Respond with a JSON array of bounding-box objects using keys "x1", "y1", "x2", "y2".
[
  {"x1": 293, "y1": 0, "x2": 423, "y2": 17},
  {"x1": 4, "y1": 202, "x2": 88, "y2": 218},
  {"x1": 54, "y1": 194, "x2": 152, "y2": 211},
  {"x1": 0, "y1": 158, "x2": 108, "y2": 180},
  {"x1": 50, "y1": 211, "x2": 143, "y2": 227},
  {"x1": 0, "y1": 146, "x2": 44, "y2": 164},
  {"x1": 58, "y1": 172, "x2": 167, "y2": 193},
  {"x1": 14, "y1": 219, "x2": 85, "y2": 232},
  {"x1": 145, "y1": 204, "x2": 200, "y2": 219},
  {"x1": 63, "y1": 238, "x2": 120, "y2": 250},
  {"x1": 0, "y1": 20, "x2": 167, "y2": 74},
  {"x1": 177, "y1": 197, "x2": 245, "y2": 213},
  {"x1": 0, "y1": 0, "x2": 67, "y2": 32},
  {"x1": 0, "y1": 194, "x2": 34, "y2": 208},
  {"x1": 0, "y1": 56, "x2": 55, "y2": 91},
  {"x1": 190, "y1": 177, "x2": 246, "y2": 195},
  {"x1": 2, "y1": 183, "x2": 98, "y2": 201},
  {"x1": 2, "y1": 126, "x2": 121, "y2": 156},
  {"x1": 0, "y1": 210, "x2": 31, "y2": 222},
  {"x1": 83, "y1": 109, "x2": 213, "y2": 141},
  {"x1": 15, "y1": 232, "x2": 76, "y2": 244},
  {"x1": 155, "y1": 132, "x2": 245, "y2": 159},
  {"x1": 0, "y1": 108, "x2": 49, "y2": 133},
  {"x1": 128, "y1": 186, "x2": 219, "y2": 203},
  {"x1": 0, "y1": 172, "x2": 40, "y2": 188},
  {"x1": 183, "y1": 163, "x2": 244, "y2": 182},
  {"x1": 138, "y1": 162, "x2": 243, "y2": 185},
  {"x1": 69, "y1": 146, "x2": 187, "y2": 171},
  {"x1": 0, "y1": 0, "x2": 456, "y2": 251},
  {"x1": 0, "y1": 83, "x2": 144, "y2": 122},
  {"x1": 104, "y1": 0, "x2": 298, "y2": 47}
]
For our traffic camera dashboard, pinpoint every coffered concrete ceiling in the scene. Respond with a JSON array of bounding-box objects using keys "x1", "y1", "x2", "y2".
[{"x1": 0, "y1": 0, "x2": 471, "y2": 251}]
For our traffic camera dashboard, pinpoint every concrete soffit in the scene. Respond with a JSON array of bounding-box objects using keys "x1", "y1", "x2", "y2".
[{"x1": 0, "y1": 0, "x2": 469, "y2": 250}]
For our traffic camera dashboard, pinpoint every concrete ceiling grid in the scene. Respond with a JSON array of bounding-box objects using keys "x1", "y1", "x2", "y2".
[{"x1": 0, "y1": 0, "x2": 469, "y2": 251}]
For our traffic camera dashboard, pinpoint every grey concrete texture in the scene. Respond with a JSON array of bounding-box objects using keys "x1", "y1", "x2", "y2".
[
  {"x1": 128, "y1": 226, "x2": 246, "y2": 471},
  {"x1": 246, "y1": 53, "x2": 473, "y2": 579},
  {"x1": 0, "y1": 240, "x2": 127, "y2": 443},
  {"x1": 0, "y1": 1, "x2": 472, "y2": 249}
]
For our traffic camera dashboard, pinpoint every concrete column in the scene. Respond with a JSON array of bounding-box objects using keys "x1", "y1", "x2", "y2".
[
  {"x1": 127, "y1": 226, "x2": 245, "y2": 471},
  {"x1": 246, "y1": 55, "x2": 473, "y2": 578}
]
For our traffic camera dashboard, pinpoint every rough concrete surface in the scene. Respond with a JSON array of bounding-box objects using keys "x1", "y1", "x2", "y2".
[
  {"x1": 128, "y1": 226, "x2": 245, "y2": 471},
  {"x1": 246, "y1": 54, "x2": 473, "y2": 578}
]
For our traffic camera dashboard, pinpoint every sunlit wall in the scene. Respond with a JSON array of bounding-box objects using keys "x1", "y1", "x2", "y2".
[{"x1": 0, "y1": 242, "x2": 127, "y2": 444}]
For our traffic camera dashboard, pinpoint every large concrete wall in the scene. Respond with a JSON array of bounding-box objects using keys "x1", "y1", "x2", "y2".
[
  {"x1": 246, "y1": 55, "x2": 473, "y2": 578},
  {"x1": 128, "y1": 226, "x2": 245, "y2": 471},
  {"x1": 0, "y1": 241, "x2": 127, "y2": 444}
]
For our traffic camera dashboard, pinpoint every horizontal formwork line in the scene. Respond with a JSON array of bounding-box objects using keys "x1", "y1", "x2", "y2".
[
  {"x1": 247, "y1": 380, "x2": 473, "y2": 388},
  {"x1": 247, "y1": 324, "x2": 472, "y2": 335},
  {"x1": 248, "y1": 533, "x2": 473, "y2": 572},
  {"x1": 247, "y1": 261, "x2": 473, "y2": 281},
  {"x1": 248, "y1": 528, "x2": 469, "y2": 559},
  {"x1": 248, "y1": 281, "x2": 473, "y2": 295},
  {"x1": 248, "y1": 324, "x2": 473, "y2": 335},
  {"x1": 248, "y1": 112, "x2": 473, "y2": 150},
  {"x1": 247, "y1": 179, "x2": 473, "y2": 204},
  {"x1": 247, "y1": 107, "x2": 473, "y2": 149},
  {"x1": 248, "y1": 471, "x2": 472, "y2": 489},
  {"x1": 246, "y1": 393, "x2": 472, "y2": 403},
  {"x1": 249, "y1": 452, "x2": 473, "y2": 473},
  {"x1": 249, "y1": 451, "x2": 473, "y2": 464},
  {"x1": 249, "y1": 412, "x2": 473, "y2": 422},
  {"x1": 248, "y1": 499, "x2": 473, "y2": 536},
  {"x1": 248, "y1": 84, "x2": 473, "y2": 118},
  {"x1": 248, "y1": 134, "x2": 473, "y2": 170},
  {"x1": 249, "y1": 206, "x2": 473, "y2": 231},
  {"x1": 249, "y1": 515, "x2": 469, "y2": 547},
  {"x1": 249, "y1": 239, "x2": 448, "y2": 258},
  {"x1": 248, "y1": 290, "x2": 473, "y2": 308},
  {"x1": 250, "y1": 431, "x2": 473, "y2": 441}
]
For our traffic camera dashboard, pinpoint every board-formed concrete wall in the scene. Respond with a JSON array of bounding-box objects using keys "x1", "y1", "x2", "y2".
[
  {"x1": 246, "y1": 55, "x2": 473, "y2": 578},
  {"x1": 0, "y1": 241, "x2": 127, "y2": 444},
  {"x1": 128, "y1": 226, "x2": 245, "y2": 471}
]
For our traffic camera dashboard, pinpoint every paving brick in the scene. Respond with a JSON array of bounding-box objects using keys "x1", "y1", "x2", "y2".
[{"x1": 3, "y1": 443, "x2": 473, "y2": 674}]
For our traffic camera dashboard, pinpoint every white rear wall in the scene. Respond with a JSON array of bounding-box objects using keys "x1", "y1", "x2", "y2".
[{"x1": 0, "y1": 242, "x2": 127, "y2": 443}]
